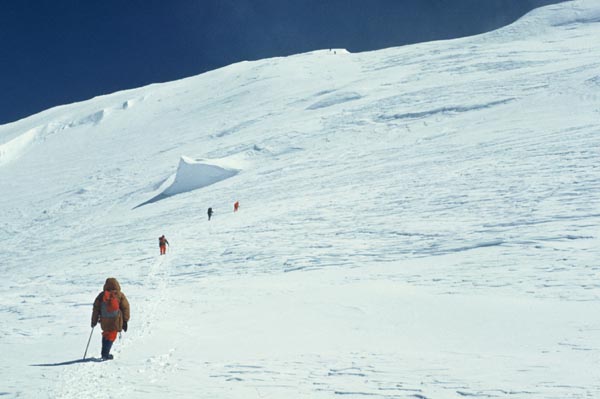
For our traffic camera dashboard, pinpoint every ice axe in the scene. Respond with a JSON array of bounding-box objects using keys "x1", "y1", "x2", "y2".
[{"x1": 83, "y1": 326, "x2": 95, "y2": 360}]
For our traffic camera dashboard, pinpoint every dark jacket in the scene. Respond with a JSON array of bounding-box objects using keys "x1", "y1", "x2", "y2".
[{"x1": 159, "y1": 236, "x2": 169, "y2": 247}]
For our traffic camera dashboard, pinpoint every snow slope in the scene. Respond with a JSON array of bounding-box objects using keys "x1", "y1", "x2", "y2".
[{"x1": 1, "y1": 1, "x2": 600, "y2": 398}]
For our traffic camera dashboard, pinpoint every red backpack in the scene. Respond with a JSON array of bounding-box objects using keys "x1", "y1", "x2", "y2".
[{"x1": 101, "y1": 290, "x2": 120, "y2": 319}]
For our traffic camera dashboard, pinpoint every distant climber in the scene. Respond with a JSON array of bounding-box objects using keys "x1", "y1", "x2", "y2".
[
  {"x1": 91, "y1": 277, "x2": 130, "y2": 360},
  {"x1": 207, "y1": 207, "x2": 213, "y2": 221},
  {"x1": 159, "y1": 235, "x2": 169, "y2": 255},
  {"x1": 233, "y1": 201, "x2": 239, "y2": 212}
]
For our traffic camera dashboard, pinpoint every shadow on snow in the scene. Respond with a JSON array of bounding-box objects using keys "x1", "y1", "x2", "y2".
[{"x1": 30, "y1": 358, "x2": 104, "y2": 367}]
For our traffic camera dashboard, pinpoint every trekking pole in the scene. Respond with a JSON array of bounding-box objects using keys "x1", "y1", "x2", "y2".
[{"x1": 83, "y1": 326, "x2": 95, "y2": 360}]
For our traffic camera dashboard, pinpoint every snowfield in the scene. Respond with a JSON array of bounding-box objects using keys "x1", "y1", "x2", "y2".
[{"x1": 1, "y1": 1, "x2": 600, "y2": 398}]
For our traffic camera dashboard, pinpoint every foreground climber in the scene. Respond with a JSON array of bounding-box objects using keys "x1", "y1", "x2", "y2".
[{"x1": 91, "y1": 277, "x2": 130, "y2": 360}]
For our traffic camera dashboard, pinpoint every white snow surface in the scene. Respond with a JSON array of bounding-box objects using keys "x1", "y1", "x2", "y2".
[{"x1": 1, "y1": 1, "x2": 600, "y2": 398}]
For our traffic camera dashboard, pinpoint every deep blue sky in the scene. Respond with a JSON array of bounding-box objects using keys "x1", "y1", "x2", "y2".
[{"x1": 0, "y1": 0, "x2": 564, "y2": 125}]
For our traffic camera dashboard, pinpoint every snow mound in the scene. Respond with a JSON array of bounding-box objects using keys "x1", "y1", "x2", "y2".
[
  {"x1": 163, "y1": 156, "x2": 240, "y2": 196},
  {"x1": 136, "y1": 156, "x2": 240, "y2": 207},
  {"x1": 0, "y1": 122, "x2": 70, "y2": 166},
  {"x1": 0, "y1": 127, "x2": 38, "y2": 166},
  {"x1": 70, "y1": 109, "x2": 106, "y2": 126},
  {"x1": 0, "y1": 97, "x2": 142, "y2": 166}
]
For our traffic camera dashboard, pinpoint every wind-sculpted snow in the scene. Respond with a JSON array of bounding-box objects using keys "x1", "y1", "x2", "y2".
[
  {"x1": 587, "y1": 75, "x2": 600, "y2": 86},
  {"x1": 0, "y1": 127, "x2": 38, "y2": 166},
  {"x1": 0, "y1": 96, "x2": 142, "y2": 166},
  {"x1": 479, "y1": 0, "x2": 600, "y2": 41},
  {"x1": 136, "y1": 156, "x2": 240, "y2": 208},
  {"x1": 306, "y1": 91, "x2": 363, "y2": 110},
  {"x1": 1, "y1": 1, "x2": 600, "y2": 398},
  {"x1": 375, "y1": 98, "x2": 515, "y2": 121},
  {"x1": 542, "y1": 0, "x2": 600, "y2": 27}
]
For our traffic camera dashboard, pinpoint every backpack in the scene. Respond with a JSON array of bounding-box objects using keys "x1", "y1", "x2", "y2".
[{"x1": 100, "y1": 290, "x2": 120, "y2": 319}]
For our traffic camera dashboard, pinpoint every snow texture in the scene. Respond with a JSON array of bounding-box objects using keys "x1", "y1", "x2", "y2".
[{"x1": 1, "y1": 2, "x2": 600, "y2": 398}]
